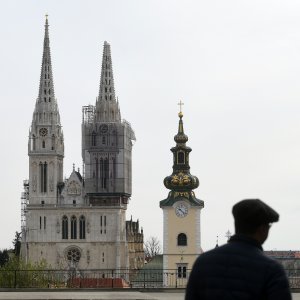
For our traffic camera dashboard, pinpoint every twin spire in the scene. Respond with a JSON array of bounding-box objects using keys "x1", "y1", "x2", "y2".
[
  {"x1": 95, "y1": 41, "x2": 121, "y2": 122},
  {"x1": 38, "y1": 15, "x2": 55, "y2": 104},
  {"x1": 36, "y1": 17, "x2": 121, "y2": 124}
]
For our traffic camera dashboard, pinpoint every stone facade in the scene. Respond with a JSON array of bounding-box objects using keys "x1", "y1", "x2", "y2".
[
  {"x1": 21, "y1": 17, "x2": 143, "y2": 272},
  {"x1": 126, "y1": 218, "x2": 144, "y2": 270}
]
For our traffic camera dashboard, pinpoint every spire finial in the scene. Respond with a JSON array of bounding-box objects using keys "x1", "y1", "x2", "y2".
[
  {"x1": 177, "y1": 100, "x2": 184, "y2": 118},
  {"x1": 225, "y1": 230, "x2": 232, "y2": 242},
  {"x1": 45, "y1": 13, "x2": 48, "y2": 20},
  {"x1": 73, "y1": 163, "x2": 75, "y2": 171}
]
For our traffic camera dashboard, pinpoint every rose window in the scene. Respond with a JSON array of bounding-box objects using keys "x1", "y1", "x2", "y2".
[{"x1": 66, "y1": 248, "x2": 81, "y2": 263}]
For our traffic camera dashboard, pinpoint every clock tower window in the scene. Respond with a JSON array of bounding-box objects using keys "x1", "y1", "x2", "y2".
[
  {"x1": 177, "y1": 233, "x2": 187, "y2": 246},
  {"x1": 177, "y1": 264, "x2": 187, "y2": 278}
]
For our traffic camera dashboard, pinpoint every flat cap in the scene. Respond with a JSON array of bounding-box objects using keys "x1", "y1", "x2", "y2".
[{"x1": 232, "y1": 199, "x2": 279, "y2": 227}]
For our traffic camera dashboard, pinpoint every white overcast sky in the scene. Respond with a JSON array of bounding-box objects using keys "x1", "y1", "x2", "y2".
[{"x1": 0, "y1": 0, "x2": 300, "y2": 251}]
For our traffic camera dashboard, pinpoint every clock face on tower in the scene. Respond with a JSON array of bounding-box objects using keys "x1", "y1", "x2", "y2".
[
  {"x1": 39, "y1": 128, "x2": 48, "y2": 136},
  {"x1": 175, "y1": 203, "x2": 188, "y2": 218}
]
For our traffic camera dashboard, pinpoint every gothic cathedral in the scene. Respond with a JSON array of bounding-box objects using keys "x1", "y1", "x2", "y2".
[
  {"x1": 21, "y1": 17, "x2": 144, "y2": 271},
  {"x1": 160, "y1": 108, "x2": 204, "y2": 286}
]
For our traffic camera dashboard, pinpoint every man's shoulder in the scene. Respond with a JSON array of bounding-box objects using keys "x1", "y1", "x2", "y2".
[{"x1": 197, "y1": 241, "x2": 280, "y2": 265}]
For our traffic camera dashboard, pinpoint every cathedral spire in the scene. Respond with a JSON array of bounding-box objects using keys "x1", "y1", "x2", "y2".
[
  {"x1": 29, "y1": 17, "x2": 63, "y2": 157},
  {"x1": 95, "y1": 41, "x2": 121, "y2": 122},
  {"x1": 38, "y1": 15, "x2": 55, "y2": 105}
]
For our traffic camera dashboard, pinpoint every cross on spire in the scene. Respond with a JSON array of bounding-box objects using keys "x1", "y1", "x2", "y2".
[{"x1": 177, "y1": 100, "x2": 184, "y2": 113}]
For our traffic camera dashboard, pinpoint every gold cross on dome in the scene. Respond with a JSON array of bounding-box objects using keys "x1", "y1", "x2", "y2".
[{"x1": 177, "y1": 100, "x2": 184, "y2": 113}]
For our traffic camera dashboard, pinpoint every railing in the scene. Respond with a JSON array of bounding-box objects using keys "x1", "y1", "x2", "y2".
[{"x1": 0, "y1": 269, "x2": 298, "y2": 289}]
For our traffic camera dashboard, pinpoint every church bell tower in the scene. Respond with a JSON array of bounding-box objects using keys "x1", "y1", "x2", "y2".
[
  {"x1": 28, "y1": 16, "x2": 64, "y2": 205},
  {"x1": 160, "y1": 103, "x2": 204, "y2": 286},
  {"x1": 81, "y1": 41, "x2": 136, "y2": 270}
]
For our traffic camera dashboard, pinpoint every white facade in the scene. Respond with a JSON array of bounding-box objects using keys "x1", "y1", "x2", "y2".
[{"x1": 21, "y1": 18, "x2": 138, "y2": 271}]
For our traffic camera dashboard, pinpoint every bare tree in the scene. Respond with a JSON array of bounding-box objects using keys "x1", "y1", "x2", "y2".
[{"x1": 144, "y1": 236, "x2": 162, "y2": 260}]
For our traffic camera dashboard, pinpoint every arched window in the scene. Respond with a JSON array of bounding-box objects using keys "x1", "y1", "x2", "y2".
[
  {"x1": 51, "y1": 135, "x2": 55, "y2": 150},
  {"x1": 79, "y1": 216, "x2": 86, "y2": 239},
  {"x1": 177, "y1": 233, "x2": 187, "y2": 246},
  {"x1": 177, "y1": 151, "x2": 185, "y2": 164},
  {"x1": 62, "y1": 216, "x2": 68, "y2": 239},
  {"x1": 71, "y1": 216, "x2": 77, "y2": 239},
  {"x1": 104, "y1": 158, "x2": 109, "y2": 189},
  {"x1": 102, "y1": 136, "x2": 106, "y2": 144},
  {"x1": 100, "y1": 158, "x2": 104, "y2": 188},
  {"x1": 39, "y1": 162, "x2": 47, "y2": 193},
  {"x1": 42, "y1": 140, "x2": 45, "y2": 148},
  {"x1": 92, "y1": 132, "x2": 96, "y2": 146}
]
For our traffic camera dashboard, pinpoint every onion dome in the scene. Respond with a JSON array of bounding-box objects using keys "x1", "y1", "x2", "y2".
[
  {"x1": 160, "y1": 106, "x2": 204, "y2": 208},
  {"x1": 174, "y1": 112, "x2": 188, "y2": 144}
]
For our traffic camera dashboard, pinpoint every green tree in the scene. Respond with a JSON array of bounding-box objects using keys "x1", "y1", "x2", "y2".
[
  {"x1": 12, "y1": 232, "x2": 21, "y2": 257},
  {"x1": 0, "y1": 250, "x2": 9, "y2": 267}
]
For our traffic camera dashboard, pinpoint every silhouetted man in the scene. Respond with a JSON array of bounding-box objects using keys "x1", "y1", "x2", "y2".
[{"x1": 185, "y1": 199, "x2": 291, "y2": 300}]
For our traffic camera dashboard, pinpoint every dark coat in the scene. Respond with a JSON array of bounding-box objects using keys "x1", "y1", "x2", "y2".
[{"x1": 185, "y1": 235, "x2": 291, "y2": 300}]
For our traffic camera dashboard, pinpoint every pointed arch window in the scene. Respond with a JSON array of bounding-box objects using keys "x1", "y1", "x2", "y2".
[
  {"x1": 62, "y1": 215, "x2": 68, "y2": 239},
  {"x1": 112, "y1": 158, "x2": 116, "y2": 179},
  {"x1": 51, "y1": 135, "x2": 55, "y2": 150},
  {"x1": 42, "y1": 140, "x2": 45, "y2": 148},
  {"x1": 104, "y1": 158, "x2": 109, "y2": 189},
  {"x1": 79, "y1": 216, "x2": 86, "y2": 239},
  {"x1": 177, "y1": 233, "x2": 187, "y2": 246},
  {"x1": 71, "y1": 216, "x2": 77, "y2": 239},
  {"x1": 102, "y1": 136, "x2": 106, "y2": 144},
  {"x1": 92, "y1": 131, "x2": 96, "y2": 146},
  {"x1": 95, "y1": 157, "x2": 99, "y2": 183},
  {"x1": 100, "y1": 158, "x2": 104, "y2": 188},
  {"x1": 32, "y1": 135, "x2": 36, "y2": 151},
  {"x1": 39, "y1": 162, "x2": 47, "y2": 193}
]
